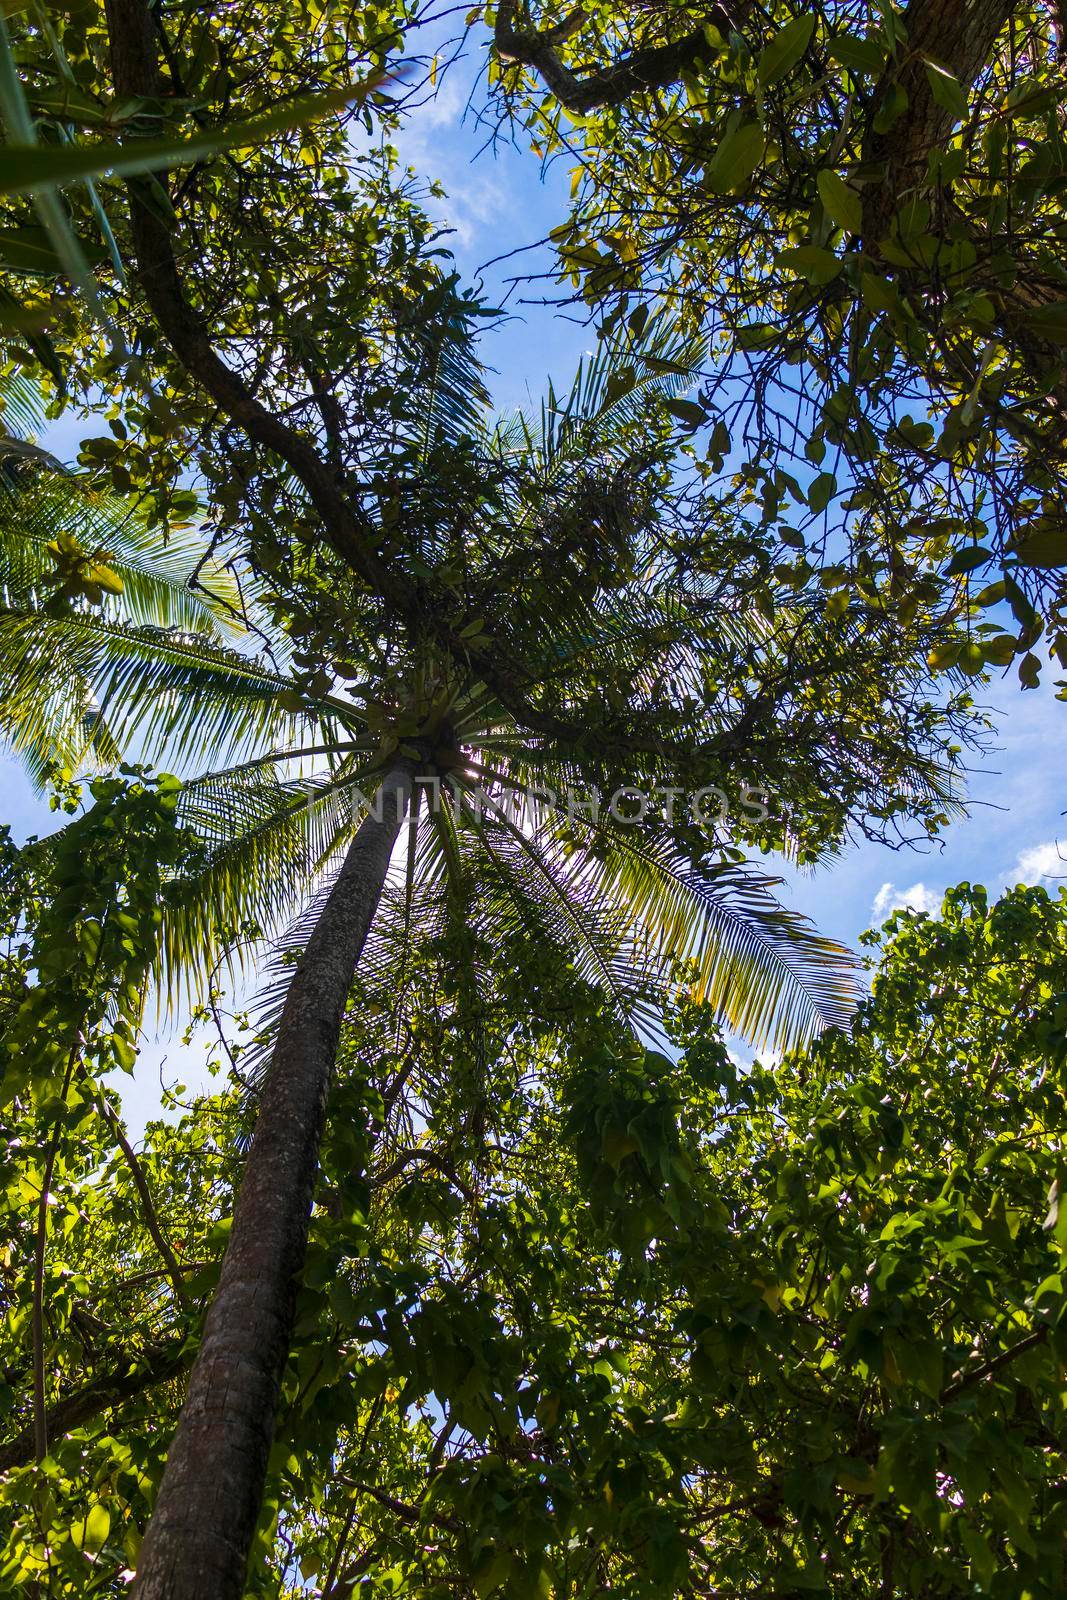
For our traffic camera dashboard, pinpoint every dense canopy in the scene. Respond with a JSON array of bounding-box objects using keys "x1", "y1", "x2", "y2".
[{"x1": 0, "y1": 0, "x2": 1065, "y2": 1595}]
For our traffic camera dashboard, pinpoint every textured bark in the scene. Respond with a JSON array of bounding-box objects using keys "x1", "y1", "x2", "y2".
[
  {"x1": 864, "y1": 0, "x2": 1015, "y2": 242},
  {"x1": 132, "y1": 767, "x2": 413, "y2": 1600},
  {"x1": 861, "y1": 0, "x2": 1067, "y2": 430},
  {"x1": 494, "y1": 0, "x2": 748, "y2": 114}
]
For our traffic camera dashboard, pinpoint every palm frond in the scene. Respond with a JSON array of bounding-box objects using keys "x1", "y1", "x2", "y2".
[
  {"x1": 0, "y1": 470, "x2": 246, "y2": 634},
  {"x1": 158, "y1": 760, "x2": 379, "y2": 1005},
  {"x1": 0, "y1": 369, "x2": 46, "y2": 440},
  {"x1": 0, "y1": 609, "x2": 348, "y2": 782},
  {"x1": 497, "y1": 313, "x2": 704, "y2": 477},
  {"x1": 407, "y1": 305, "x2": 492, "y2": 464},
  {"x1": 577, "y1": 824, "x2": 861, "y2": 1052}
]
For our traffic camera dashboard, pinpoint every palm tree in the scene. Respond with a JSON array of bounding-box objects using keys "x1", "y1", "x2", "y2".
[
  {"x1": 0, "y1": 328, "x2": 966, "y2": 1600},
  {"x1": 0, "y1": 376, "x2": 249, "y2": 780}
]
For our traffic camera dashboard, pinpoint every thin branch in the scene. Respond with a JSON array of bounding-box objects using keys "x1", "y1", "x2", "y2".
[
  {"x1": 940, "y1": 1324, "x2": 1049, "y2": 1402},
  {"x1": 31, "y1": 1045, "x2": 79, "y2": 1463},
  {"x1": 96, "y1": 1092, "x2": 192, "y2": 1312},
  {"x1": 102, "y1": 0, "x2": 418, "y2": 628}
]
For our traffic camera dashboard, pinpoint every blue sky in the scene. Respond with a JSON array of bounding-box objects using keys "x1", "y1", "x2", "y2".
[
  {"x1": 3, "y1": 65, "x2": 1065, "y2": 1126},
  {"x1": 387, "y1": 70, "x2": 1066, "y2": 921}
]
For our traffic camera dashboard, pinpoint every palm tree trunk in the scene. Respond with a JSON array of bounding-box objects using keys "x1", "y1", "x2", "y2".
[{"x1": 133, "y1": 765, "x2": 414, "y2": 1600}]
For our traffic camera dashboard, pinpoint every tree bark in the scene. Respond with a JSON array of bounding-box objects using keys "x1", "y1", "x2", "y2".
[
  {"x1": 863, "y1": 0, "x2": 1015, "y2": 243},
  {"x1": 494, "y1": 0, "x2": 746, "y2": 115},
  {"x1": 132, "y1": 765, "x2": 413, "y2": 1600}
]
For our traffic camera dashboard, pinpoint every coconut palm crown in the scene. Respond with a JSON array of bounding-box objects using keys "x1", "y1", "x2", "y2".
[{"x1": 1, "y1": 317, "x2": 974, "y2": 1054}]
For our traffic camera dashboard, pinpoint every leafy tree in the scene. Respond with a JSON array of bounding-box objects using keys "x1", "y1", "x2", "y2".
[
  {"x1": 266, "y1": 879, "x2": 1067, "y2": 1598},
  {"x1": 0, "y1": 376, "x2": 248, "y2": 783},
  {"x1": 487, "y1": 0, "x2": 1067, "y2": 681},
  {"x1": 0, "y1": 816, "x2": 238, "y2": 1587},
  {"x1": 3, "y1": 876, "x2": 1065, "y2": 1597},
  {"x1": 0, "y1": 4, "x2": 1036, "y2": 1589},
  {"x1": 0, "y1": 764, "x2": 197, "y2": 1488}
]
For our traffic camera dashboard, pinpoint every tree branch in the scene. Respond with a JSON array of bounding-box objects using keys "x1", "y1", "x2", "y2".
[
  {"x1": 940, "y1": 1324, "x2": 1049, "y2": 1403},
  {"x1": 99, "y1": 1096, "x2": 192, "y2": 1313},
  {"x1": 493, "y1": 0, "x2": 739, "y2": 114},
  {"x1": 371, "y1": 1147, "x2": 476, "y2": 1202},
  {"x1": 0, "y1": 1340, "x2": 189, "y2": 1474},
  {"x1": 342, "y1": 1477, "x2": 461, "y2": 1534},
  {"x1": 102, "y1": 0, "x2": 418, "y2": 629}
]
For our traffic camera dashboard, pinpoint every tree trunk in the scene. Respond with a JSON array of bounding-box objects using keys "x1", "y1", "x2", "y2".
[{"x1": 133, "y1": 765, "x2": 413, "y2": 1600}]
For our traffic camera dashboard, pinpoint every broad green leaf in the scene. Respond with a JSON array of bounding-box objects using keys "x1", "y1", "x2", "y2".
[
  {"x1": 758, "y1": 15, "x2": 815, "y2": 88},
  {"x1": 71, "y1": 1502, "x2": 111, "y2": 1553},
  {"x1": 958, "y1": 640, "x2": 986, "y2": 675},
  {"x1": 925, "y1": 60, "x2": 969, "y2": 123},
  {"x1": 944, "y1": 545, "x2": 991, "y2": 575},
  {"x1": 860, "y1": 272, "x2": 904, "y2": 319},
  {"x1": 807, "y1": 472, "x2": 836, "y2": 513},
  {"x1": 704, "y1": 123, "x2": 766, "y2": 193},
  {"x1": 665, "y1": 396, "x2": 707, "y2": 428},
  {"x1": 775, "y1": 245, "x2": 842, "y2": 284},
  {"x1": 1012, "y1": 525, "x2": 1067, "y2": 568},
  {"x1": 817, "y1": 169, "x2": 862, "y2": 234},
  {"x1": 927, "y1": 641, "x2": 960, "y2": 669},
  {"x1": 828, "y1": 35, "x2": 888, "y2": 76},
  {"x1": 983, "y1": 632, "x2": 1017, "y2": 664}
]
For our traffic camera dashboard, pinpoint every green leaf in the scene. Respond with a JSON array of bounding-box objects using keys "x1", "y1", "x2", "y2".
[
  {"x1": 807, "y1": 472, "x2": 836, "y2": 513},
  {"x1": 0, "y1": 83, "x2": 385, "y2": 197},
  {"x1": 602, "y1": 1127, "x2": 639, "y2": 1168},
  {"x1": 665, "y1": 396, "x2": 707, "y2": 429},
  {"x1": 958, "y1": 640, "x2": 986, "y2": 676},
  {"x1": 944, "y1": 545, "x2": 991, "y2": 576},
  {"x1": 1018, "y1": 649, "x2": 1041, "y2": 687},
  {"x1": 775, "y1": 245, "x2": 842, "y2": 284},
  {"x1": 1012, "y1": 525, "x2": 1067, "y2": 568},
  {"x1": 0, "y1": 283, "x2": 63, "y2": 383},
  {"x1": 1003, "y1": 573, "x2": 1038, "y2": 628},
  {"x1": 860, "y1": 271, "x2": 904, "y2": 319},
  {"x1": 758, "y1": 15, "x2": 815, "y2": 88},
  {"x1": 735, "y1": 321, "x2": 777, "y2": 350},
  {"x1": 983, "y1": 632, "x2": 1016, "y2": 664},
  {"x1": 111, "y1": 1033, "x2": 137, "y2": 1072},
  {"x1": 828, "y1": 35, "x2": 888, "y2": 76},
  {"x1": 71, "y1": 1502, "x2": 111, "y2": 1553},
  {"x1": 704, "y1": 123, "x2": 766, "y2": 193},
  {"x1": 924, "y1": 61, "x2": 969, "y2": 123},
  {"x1": 927, "y1": 640, "x2": 960, "y2": 669},
  {"x1": 817, "y1": 169, "x2": 862, "y2": 235},
  {"x1": 86, "y1": 562, "x2": 125, "y2": 596}
]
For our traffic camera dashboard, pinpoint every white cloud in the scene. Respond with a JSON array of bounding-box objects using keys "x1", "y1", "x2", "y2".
[
  {"x1": 871, "y1": 881, "x2": 943, "y2": 923},
  {"x1": 1004, "y1": 840, "x2": 1067, "y2": 885},
  {"x1": 391, "y1": 79, "x2": 519, "y2": 252}
]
